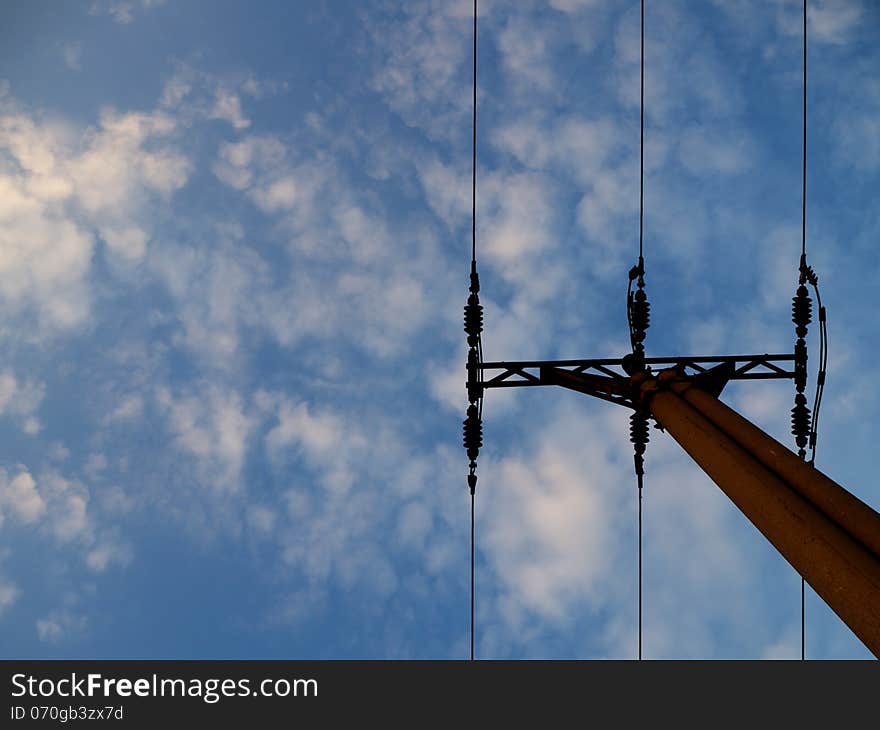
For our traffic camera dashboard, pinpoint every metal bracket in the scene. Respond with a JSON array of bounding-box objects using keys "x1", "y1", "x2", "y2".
[{"x1": 473, "y1": 353, "x2": 795, "y2": 410}]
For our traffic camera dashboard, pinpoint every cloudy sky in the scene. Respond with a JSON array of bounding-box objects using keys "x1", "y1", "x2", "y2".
[{"x1": 0, "y1": 0, "x2": 878, "y2": 659}]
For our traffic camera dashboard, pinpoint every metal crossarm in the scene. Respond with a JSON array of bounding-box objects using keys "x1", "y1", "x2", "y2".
[{"x1": 478, "y1": 353, "x2": 795, "y2": 391}]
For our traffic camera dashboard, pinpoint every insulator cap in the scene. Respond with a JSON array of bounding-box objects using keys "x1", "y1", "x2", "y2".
[
  {"x1": 791, "y1": 393, "x2": 811, "y2": 449},
  {"x1": 631, "y1": 289, "x2": 650, "y2": 342},
  {"x1": 469, "y1": 268, "x2": 480, "y2": 294},
  {"x1": 792, "y1": 285, "x2": 812, "y2": 337},
  {"x1": 629, "y1": 411, "x2": 650, "y2": 454},
  {"x1": 799, "y1": 256, "x2": 818, "y2": 286},
  {"x1": 464, "y1": 293, "x2": 483, "y2": 347},
  {"x1": 463, "y1": 404, "x2": 482, "y2": 461}
]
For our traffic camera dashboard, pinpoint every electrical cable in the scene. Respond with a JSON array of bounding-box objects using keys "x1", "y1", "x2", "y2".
[
  {"x1": 793, "y1": 0, "x2": 831, "y2": 661},
  {"x1": 630, "y1": 0, "x2": 648, "y2": 662},
  {"x1": 801, "y1": 0, "x2": 807, "y2": 663},
  {"x1": 639, "y1": 0, "x2": 644, "y2": 263},
  {"x1": 463, "y1": 0, "x2": 482, "y2": 664},
  {"x1": 471, "y1": 490, "x2": 475, "y2": 662},
  {"x1": 472, "y1": 0, "x2": 477, "y2": 269},
  {"x1": 638, "y1": 471, "x2": 643, "y2": 661},
  {"x1": 637, "y1": 0, "x2": 645, "y2": 662}
]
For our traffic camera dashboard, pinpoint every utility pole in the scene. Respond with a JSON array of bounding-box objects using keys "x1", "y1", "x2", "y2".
[
  {"x1": 468, "y1": 355, "x2": 880, "y2": 658},
  {"x1": 460, "y1": 0, "x2": 858, "y2": 660}
]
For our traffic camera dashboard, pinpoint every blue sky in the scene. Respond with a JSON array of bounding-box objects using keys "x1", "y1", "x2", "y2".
[{"x1": 0, "y1": 0, "x2": 878, "y2": 659}]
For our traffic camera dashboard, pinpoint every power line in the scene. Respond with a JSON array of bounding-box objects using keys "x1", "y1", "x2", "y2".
[
  {"x1": 802, "y1": 0, "x2": 807, "y2": 260},
  {"x1": 638, "y1": 471, "x2": 643, "y2": 660},
  {"x1": 471, "y1": 0, "x2": 477, "y2": 269},
  {"x1": 471, "y1": 491, "x2": 475, "y2": 661},
  {"x1": 801, "y1": 0, "x2": 807, "y2": 659},
  {"x1": 639, "y1": 0, "x2": 644, "y2": 262},
  {"x1": 462, "y1": 0, "x2": 482, "y2": 664},
  {"x1": 794, "y1": 0, "x2": 828, "y2": 662},
  {"x1": 635, "y1": 0, "x2": 647, "y2": 662}
]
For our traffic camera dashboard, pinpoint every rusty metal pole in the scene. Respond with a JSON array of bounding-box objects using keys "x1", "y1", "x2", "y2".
[
  {"x1": 673, "y1": 380, "x2": 880, "y2": 559},
  {"x1": 641, "y1": 372, "x2": 880, "y2": 658}
]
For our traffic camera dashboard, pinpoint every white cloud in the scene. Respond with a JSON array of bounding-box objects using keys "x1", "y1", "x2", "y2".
[
  {"x1": 396, "y1": 501, "x2": 433, "y2": 551},
  {"x1": 247, "y1": 505, "x2": 276, "y2": 535},
  {"x1": 62, "y1": 42, "x2": 82, "y2": 72},
  {"x1": 678, "y1": 126, "x2": 754, "y2": 175},
  {"x1": 0, "y1": 577, "x2": 20, "y2": 617},
  {"x1": 86, "y1": 529, "x2": 133, "y2": 572},
  {"x1": 367, "y1": 1, "x2": 474, "y2": 143},
  {"x1": 212, "y1": 135, "x2": 287, "y2": 191},
  {"x1": 90, "y1": 0, "x2": 166, "y2": 25},
  {"x1": 496, "y1": 14, "x2": 558, "y2": 94},
  {"x1": 480, "y1": 171, "x2": 559, "y2": 268},
  {"x1": 210, "y1": 89, "x2": 251, "y2": 130},
  {"x1": 97, "y1": 485, "x2": 136, "y2": 516},
  {"x1": 770, "y1": 0, "x2": 864, "y2": 45},
  {"x1": 84, "y1": 453, "x2": 108, "y2": 480},
  {"x1": 0, "y1": 468, "x2": 108, "y2": 570},
  {"x1": 0, "y1": 178, "x2": 94, "y2": 331},
  {"x1": 267, "y1": 398, "x2": 364, "y2": 494},
  {"x1": 70, "y1": 109, "x2": 189, "y2": 214},
  {"x1": 483, "y1": 441, "x2": 613, "y2": 619},
  {"x1": 415, "y1": 156, "x2": 470, "y2": 229},
  {"x1": 808, "y1": 0, "x2": 863, "y2": 44},
  {"x1": 36, "y1": 608, "x2": 87, "y2": 643},
  {"x1": 549, "y1": 0, "x2": 601, "y2": 10},
  {"x1": 41, "y1": 472, "x2": 91, "y2": 543},
  {"x1": 0, "y1": 370, "x2": 45, "y2": 433},
  {"x1": 105, "y1": 394, "x2": 144, "y2": 423},
  {"x1": 212, "y1": 135, "x2": 328, "y2": 225},
  {"x1": 614, "y1": 2, "x2": 746, "y2": 125},
  {"x1": 0, "y1": 101, "x2": 191, "y2": 334},
  {"x1": 252, "y1": 176, "x2": 298, "y2": 212},
  {"x1": 149, "y1": 238, "x2": 269, "y2": 359},
  {"x1": 208, "y1": 133, "x2": 441, "y2": 359},
  {"x1": 100, "y1": 225, "x2": 149, "y2": 261},
  {"x1": 157, "y1": 384, "x2": 255, "y2": 492},
  {"x1": 0, "y1": 469, "x2": 46, "y2": 525}
]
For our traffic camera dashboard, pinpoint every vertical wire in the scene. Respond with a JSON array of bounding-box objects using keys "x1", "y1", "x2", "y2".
[
  {"x1": 472, "y1": 0, "x2": 477, "y2": 267},
  {"x1": 637, "y1": 0, "x2": 645, "y2": 662},
  {"x1": 801, "y1": 578, "x2": 805, "y2": 660},
  {"x1": 471, "y1": 491, "x2": 475, "y2": 661},
  {"x1": 639, "y1": 0, "x2": 644, "y2": 262},
  {"x1": 638, "y1": 471, "x2": 643, "y2": 660},
  {"x1": 470, "y1": 0, "x2": 477, "y2": 663},
  {"x1": 801, "y1": 0, "x2": 807, "y2": 661},
  {"x1": 802, "y1": 0, "x2": 807, "y2": 259}
]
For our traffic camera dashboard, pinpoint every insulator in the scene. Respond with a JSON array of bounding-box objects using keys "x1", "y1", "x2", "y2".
[
  {"x1": 799, "y1": 257, "x2": 818, "y2": 286},
  {"x1": 629, "y1": 411, "x2": 650, "y2": 455},
  {"x1": 790, "y1": 393, "x2": 811, "y2": 449},
  {"x1": 466, "y1": 353, "x2": 482, "y2": 403},
  {"x1": 793, "y1": 338, "x2": 808, "y2": 391},
  {"x1": 470, "y1": 269, "x2": 480, "y2": 294},
  {"x1": 464, "y1": 293, "x2": 483, "y2": 346},
  {"x1": 792, "y1": 285, "x2": 812, "y2": 337},
  {"x1": 467, "y1": 347, "x2": 481, "y2": 403},
  {"x1": 631, "y1": 288, "x2": 650, "y2": 341},
  {"x1": 463, "y1": 404, "x2": 482, "y2": 461}
]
